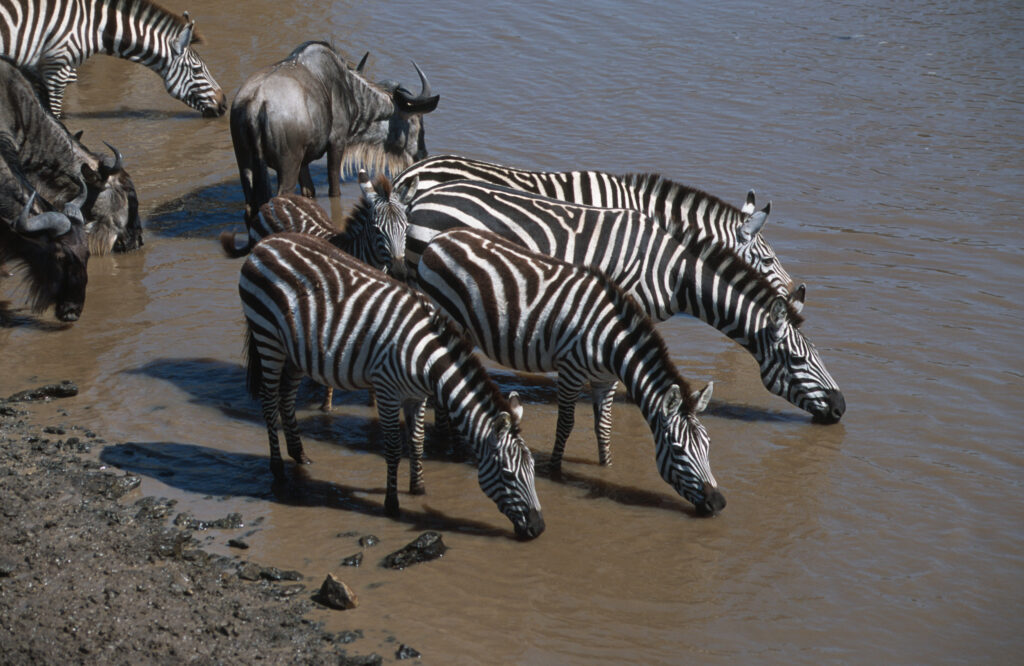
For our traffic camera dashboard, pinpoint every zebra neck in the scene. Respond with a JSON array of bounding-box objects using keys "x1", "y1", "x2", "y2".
[
  {"x1": 627, "y1": 173, "x2": 744, "y2": 244},
  {"x1": 671, "y1": 248, "x2": 772, "y2": 361},
  {"x1": 607, "y1": 324, "x2": 682, "y2": 428},
  {"x1": 426, "y1": 346, "x2": 502, "y2": 454},
  {"x1": 98, "y1": 0, "x2": 183, "y2": 74}
]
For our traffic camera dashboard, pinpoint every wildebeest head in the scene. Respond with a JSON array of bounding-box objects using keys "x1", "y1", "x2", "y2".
[
  {"x1": 164, "y1": 14, "x2": 227, "y2": 117},
  {"x1": 78, "y1": 142, "x2": 142, "y2": 254},
  {"x1": 1, "y1": 193, "x2": 90, "y2": 322},
  {"x1": 342, "y1": 61, "x2": 439, "y2": 176}
]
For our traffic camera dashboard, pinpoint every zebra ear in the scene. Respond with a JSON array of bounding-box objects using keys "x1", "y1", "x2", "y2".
[
  {"x1": 741, "y1": 189, "x2": 756, "y2": 216},
  {"x1": 494, "y1": 411, "x2": 513, "y2": 438},
  {"x1": 358, "y1": 170, "x2": 375, "y2": 198},
  {"x1": 770, "y1": 296, "x2": 789, "y2": 332},
  {"x1": 507, "y1": 392, "x2": 524, "y2": 427},
  {"x1": 788, "y1": 283, "x2": 806, "y2": 314},
  {"x1": 173, "y1": 21, "x2": 194, "y2": 57},
  {"x1": 740, "y1": 201, "x2": 771, "y2": 242},
  {"x1": 661, "y1": 385, "x2": 684, "y2": 418},
  {"x1": 397, "y1": 176, "x2": 419, "y2": 204},
  {"x1": 690, "y1": 382, "x2": 714, "y2": 414}
]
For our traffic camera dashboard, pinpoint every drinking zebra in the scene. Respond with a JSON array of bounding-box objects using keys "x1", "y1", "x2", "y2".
[
  {"x1": 418, "y1": 227, "x2": 724, "y2": 516},
  {"x1": 393, "y1": 154, "x2": 791, "y2": 297},
  {"x1": 0, "y1": 0, "x2": 226, "y2": 117},
  {"x1": 405, "y1": 181, "x2": 845, "y2": 434},
  {"x1": 239, "y1": 232, "x2": 544, "y2": 539}
]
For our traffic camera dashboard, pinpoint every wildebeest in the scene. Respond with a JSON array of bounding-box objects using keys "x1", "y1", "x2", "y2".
[
  {"x1": 0, "y1": 183, "x2": 89, "y2": 322},
  {"x1": 0, "y1": 58, "x2": 142, "y2": 254},
  {"x1": 230, "y1": 41, "x2": 439, "y2": 224}
]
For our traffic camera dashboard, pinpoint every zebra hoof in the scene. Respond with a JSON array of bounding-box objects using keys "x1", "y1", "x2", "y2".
[
  {"x1": 289, "y1": 451, "x2": 312, "y2": 465},
  {"x1": 409, "y1": 484, "x2": 426, "y2": 496},
  {"x1": 384, "y1": 494, "x2": 400, "y2": 517},
  {"x1": 270, "y1": 460, "x2": 286, "y2": 482}
]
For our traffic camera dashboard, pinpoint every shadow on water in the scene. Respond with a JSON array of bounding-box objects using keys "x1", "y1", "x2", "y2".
[
  {"x1": 65, "y1": 109, "x2": 212, "y2": 121},
  {"x1": 100, "y1": 441, "x2": 511, "y2": 538}
]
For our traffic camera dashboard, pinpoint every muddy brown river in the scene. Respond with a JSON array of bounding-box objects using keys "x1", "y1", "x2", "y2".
[{"x1": 2, "y1": 1, "x2": 1021, "y2": 663}]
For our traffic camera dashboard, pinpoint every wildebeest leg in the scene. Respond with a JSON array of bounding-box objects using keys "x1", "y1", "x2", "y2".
[
  {"x1": 375, "y1": 396, "x2": 403, "y2": 517},
  {"x1": 404, "y1": 399, "x2": 427, "y2": 495},
  {"x1": 278, "y1": 362, "x2": 312, "y2": 466},
  {"x1": 298, "y1": 165, "x2": 315, "y2": 198},
  {"x1": 591, "y1": 380, "x2": 618, "y2": 466},
  {"x1": 549, "y1": 375, "x2": 584, "y2": 478},
  {"x1": 326, "y1": 143, "x2": 345, "y2": 197}
]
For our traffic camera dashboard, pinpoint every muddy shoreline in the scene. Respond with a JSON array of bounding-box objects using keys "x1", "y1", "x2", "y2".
[{"x1": 0, "y1": 385, "x2": 419, "y2": 665}]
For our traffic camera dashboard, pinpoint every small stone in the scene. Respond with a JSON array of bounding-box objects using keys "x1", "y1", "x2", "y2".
[
  {"x1": 358, "y1": 535, "x2": 380, "y2": 548},
  {"x1": 237, "y1": 562, "x2": 262, "y2": 581},
  {"x1": 227, "y1": 538, "x2": 249, "y2": 549},
  {"x1": 314, "y1": 573, "x2": 358, "y2": 610},
  {"x1": 340, "y1": 552, "x2": 363, "y2": 567},
  {"x1": 381, "y1": 531, "x2": 447, "y2": 570},
  {"x1": 396, "y1": 644, "x2": 421, "y2": 660}
]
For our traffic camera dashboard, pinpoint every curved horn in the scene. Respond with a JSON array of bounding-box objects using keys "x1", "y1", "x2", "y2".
[
  {"x1": 15, "y1": 192, "x2": 72, "y2": 238},
  {"x1": 101, "y1": 141, "x2": 124, "y2": 173},
  {"x1": 392, "y1": 61, "x2": 440, "y2": 113},
  {"x1": 356, "y1": 52, "x2": 369, "y2": 73},
  {"x1": 63, "y1": 175, "x2": 88, "y2": 226}
]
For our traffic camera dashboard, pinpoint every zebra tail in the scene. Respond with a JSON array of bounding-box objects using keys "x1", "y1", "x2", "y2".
[
  {"x1": 242, "y1": 325, "x2": 263, "y2": 401},
  {"x1": 219, "y1": 230, "x2": 253, "y2": 258}
]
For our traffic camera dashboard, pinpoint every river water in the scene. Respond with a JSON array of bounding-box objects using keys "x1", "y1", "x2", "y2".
[{"x1": 1, "y1": 1, "x2": 1021, "y2": 663}]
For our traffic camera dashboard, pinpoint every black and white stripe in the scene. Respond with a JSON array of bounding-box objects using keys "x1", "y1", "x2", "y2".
[
  {"x1": 239, "y1": 232, "x2": 544, "y2": 539},
  {"x1": 394, "y1": 154, "x2": 791, "y2": 297},
  {"x1": 418, "y1": 227, "x2": 725, "y2": 516},
  {"x1": 0, "y1": 0, "x2": 225, "y2": 117},
  {"x1": 405, "y1": 181, "x2": 845, "y2": 425}
]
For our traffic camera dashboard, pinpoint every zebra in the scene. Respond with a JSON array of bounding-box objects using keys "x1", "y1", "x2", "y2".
[
  {"x1": 239, "y1": 231, "x2": 545, "y2": 539},
  {"x1": 417, "y1": 226, "x2": 725, "y2": 516},
  {"x1": 405, "y1": 181, "x2": 845, "y2": 436},
  {"x1": 220, "y1": 170, "x2": 417, "y2": 282},
  {"x1": 393, "y1": 154, "x2": 792, "y2": 298},
  {"x1": 0, "y1": 0, "x2": 226, "y2": 117}
]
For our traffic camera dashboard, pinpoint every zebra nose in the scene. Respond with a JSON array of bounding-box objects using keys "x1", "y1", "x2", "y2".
[
  {"x1": 812, "y1": 389, "x2": 846, "y2": 424},
  {"x1": 694, "y1": 484, "x2": 726, "y2": 517},
  {"x1": 514, "y1": 508, "x2": 545, "y2": 540}
]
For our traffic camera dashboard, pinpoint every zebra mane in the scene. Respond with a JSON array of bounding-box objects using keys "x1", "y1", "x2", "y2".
[
  {"x1": 580, "y1": 264, "x2": 698, "y2": 411},
  {"x1": 687, "y1": 235, "x2": 805, "y2": 327},
  {"x1": 622, "y1": 172, "x2": 743, "y2": 220},
  {"x1": 129, "y1": 0, "x2": 204, "y2": 42}
]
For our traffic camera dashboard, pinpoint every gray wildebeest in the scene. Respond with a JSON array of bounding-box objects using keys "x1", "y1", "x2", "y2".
[
  {"x1": 229, "y1": 41, "x2": 439, "y2": 224},
  {"x1": 0, "y1": 0, "x2": 226, "y2": 118},
  {"x1": 0, "y1": 176, "x2": 89, "y2": 322},
  {"x1": 0, "y1": 58, "x2": 142, "y2": 254}
]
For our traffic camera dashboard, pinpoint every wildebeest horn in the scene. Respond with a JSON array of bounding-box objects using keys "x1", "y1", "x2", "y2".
[
  {"x1": 15, "y1": 192, "x2": 72, "y2": 238},
  {"x1": 356, "y1": 52, "x2": 369, "y2": 73},
  {"x1": 101, "y1": 141, "x2": 124, "y2": 173},
  {"x1": 63, "y1": 175, "x2": 88, "y2": 226},
  {"x1": 393, "y1": 61, "x2": 440, "y2": 113}
]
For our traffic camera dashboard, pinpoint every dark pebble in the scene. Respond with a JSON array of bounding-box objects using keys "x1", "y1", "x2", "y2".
[
  {"x1": 5, "y1": 381, "x2": 79, "y2": 403},
  {"x1": 396, "y1": 644, "x2": 421, "y2": 660},
  {"x1": 314, "y1": 573, "x2": 358, "y2": 610},
  {"x1": 340, "y1": 552, "x2": 363, "y2": 567},
  {"x1": 228, "y1": 538, "x2": 249, "y2": 550},
  {"x1": 358, "y1": 535, "x2": 380, "y2": 548},
  {"x1": 381, "y1": 532, "x2": 447, "y2": 570}
]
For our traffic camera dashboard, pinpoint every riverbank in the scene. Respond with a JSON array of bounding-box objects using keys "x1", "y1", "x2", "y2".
[{"x1": 0, "y1": 384, "x2": 403, "y2": 665}]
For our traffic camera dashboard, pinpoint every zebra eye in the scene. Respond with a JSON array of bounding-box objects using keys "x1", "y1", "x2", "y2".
[{"x1": 762, "y1": 256, "x2": 775, "y2": 267}]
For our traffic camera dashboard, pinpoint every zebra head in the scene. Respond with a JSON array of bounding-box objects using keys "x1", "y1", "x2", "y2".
[
  {"x1": 758, "y1": 292, "x2": 846, "y2": 423},
  {"x1": 653, "y1": 383, "x2": 725, "y2": 516},
  {"x1": 479, "y1": 393, "x2": 545, "y2": 540},
  {"x1": 354, "y1": 171, "x2": 417, "y2": 279},
  {"x1": 736, "y1": 195, "x2": 793, "y2": 297},
  {"x1": 164, "y1": 18, "x2": 227, "y2": 117}
]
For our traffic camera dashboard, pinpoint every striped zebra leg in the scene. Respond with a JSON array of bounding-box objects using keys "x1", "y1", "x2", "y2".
[
  {"x1": 375, "y1": 396, "x2": 405, "y2": 517},
  {"x1": 550, "y1": 376, "x2": 585, "y2": 476},
  {"x1": 404, "y1": 399, "x2": 427, "y2": 495},
  {"x1": 40, "y1": 62, "x2": 75, "y2": 117},
  {"x1": 591, "y1": 381, "x2": 618, "y2": 466},
  {"x1": 253, "y1": 350, "x2": 288, "y2": 480},
  {"x1": 278, "y1": 364, "x2": 312, "y2": 467}
]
